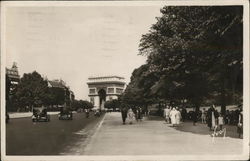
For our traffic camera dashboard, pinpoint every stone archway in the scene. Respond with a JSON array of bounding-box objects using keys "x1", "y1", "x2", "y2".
[{"x1": 98, "y1": 89, "x2": 106, "y2": 109}]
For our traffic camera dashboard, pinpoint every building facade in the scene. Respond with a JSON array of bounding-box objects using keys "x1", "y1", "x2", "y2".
[
  {"x1": 6, "y1": 62, "x2": 20, "y2": 96},
  {"x1": 48, "y1": 79, "x2": 75, "y2": 108},
  {"x1": 87, "y1": 76, "x2": 126, "y2": 110}
]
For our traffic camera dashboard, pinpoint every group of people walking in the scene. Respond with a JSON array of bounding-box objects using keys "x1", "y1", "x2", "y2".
[
  {"x1": 163, "y1": 106, "x2": 182, "y2": 127},
  {"x1": 162, "y1": 104, "x2": 243, "y2": 138},
  {"x1": 121, "y1": 104, "x2": 243, "y2": 138},
  {"x1": 121, "y1": 107, "x2": 143, "y2": 125},
  {"x1": 206, "y1": 105, "x2": 243, "y2": 138}
]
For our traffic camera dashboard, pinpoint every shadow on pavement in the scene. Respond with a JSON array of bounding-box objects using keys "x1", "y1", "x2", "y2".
[
  {"x1": 170, "y1": 121, "x2": 242, "y2": 139},
  {"x1": 146, "y1": 115, "x2": 241, "y2": 139}
]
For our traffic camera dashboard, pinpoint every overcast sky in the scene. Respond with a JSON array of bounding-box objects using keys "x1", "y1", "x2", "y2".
[{"x1": 5, "y1": 5, "x2": 163, "y2": 100}]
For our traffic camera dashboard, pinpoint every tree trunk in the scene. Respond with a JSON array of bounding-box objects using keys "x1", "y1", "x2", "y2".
[
  {"x1": 195, "y1": 103, "x2": 200, "y2": 113},
  {"x1": 221, "y1": 88, "x2": 226, "y2": 115},
  {"x1": 220, "y1": 78, "x2": 226, "y2": 115}
]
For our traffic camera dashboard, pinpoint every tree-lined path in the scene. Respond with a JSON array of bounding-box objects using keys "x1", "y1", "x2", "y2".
[{"x1": 82, "y1": 113, "x2": 242, "y2": 155}]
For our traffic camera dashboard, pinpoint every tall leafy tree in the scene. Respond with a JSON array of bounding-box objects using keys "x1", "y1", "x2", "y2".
[
  {"x1": 104, "y1": 99, "x2": 121, "y2": 111},
  {"x1": 137, "y1": 6, "x2": 242, "y2": 113},
  {"x1": 15, "y1": 71, "x2": 48, "y2": 111}
]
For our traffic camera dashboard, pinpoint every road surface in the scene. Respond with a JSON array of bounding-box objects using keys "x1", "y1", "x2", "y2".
[
  {"x1": 83, "y1": 112, "x2": 243, "y2": 155},
  {"x1": 6, "y1": 112, "x2": 104, "y2": 155},
  {"x1": 5, "y1": 112, "x2": 245, "y2": 157}
]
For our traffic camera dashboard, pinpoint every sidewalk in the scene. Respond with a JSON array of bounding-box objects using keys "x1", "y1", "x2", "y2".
[
  {"x1": 83, "y1": 112, "x2": 243, "y2": 155},
  {"x1": 9, "y1": 112, "x2": 60, "y2": 119}
]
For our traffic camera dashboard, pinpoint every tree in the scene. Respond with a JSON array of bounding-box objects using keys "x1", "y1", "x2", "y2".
[
  {"x1": 72, "y1": 100, "x2": 93, "y2": 110},
  {"x1": 15, "y1": 71, "x2": 48, "y2": 111},
  {"x1": 104, "y1": 99, "x2": 121, "y2": 111},
  {"x1": 81, "y1": 100, "x2": 93, "y2": 109},
  {"x1": 47, "y1": 87, "x2": 66, "y2": 106},
  {"x1": 138, "y1": 6, "x2": 242, "y2": 113},
  {"x1": 122, "y1": 65, "x2": 152, "y2": 106}
]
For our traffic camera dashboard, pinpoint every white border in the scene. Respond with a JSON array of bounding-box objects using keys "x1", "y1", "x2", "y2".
[
  {"x1": 1, "y1": 1, "x2": 7, "y2": 160},
  {"x1": 1, "y1": 0, "x2": 250, "y2": 6},
  {"x1": 1, "y1": 1, "x2": 249, "y2": 161}
]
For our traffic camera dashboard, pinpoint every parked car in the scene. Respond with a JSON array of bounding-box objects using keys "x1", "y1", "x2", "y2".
[
  {"x1": 58, "y1": 108, "x2": 73, "y2": 120},
  {"x1": 32, "y1": 107, "x2": 50, "y2": 122}
]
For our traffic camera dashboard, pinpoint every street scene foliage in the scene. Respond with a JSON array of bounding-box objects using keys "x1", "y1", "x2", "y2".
[
  {"x1": 121, "y1": 6, "x2": 243, "y2": 114},
  {"x1": 104, "y1": 99, "x2": 121, "y2": 111},
  {"x1": 71, "y1": 99, "x2": 93, "y2": 111},
  {"x1": 6, "y1": 71, "x2": 93, "y2": 112}
]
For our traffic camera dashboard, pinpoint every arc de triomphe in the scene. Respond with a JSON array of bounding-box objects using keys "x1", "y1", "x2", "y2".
[{"x1": 87, "y1": 76, "x2": 126, "y2": 110}]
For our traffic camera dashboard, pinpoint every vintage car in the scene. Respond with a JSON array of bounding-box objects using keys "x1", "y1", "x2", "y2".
[
  {"x1": 32, "y1": 107, "x2": 50, "y2": 122},
  {"x1": 94, "y1": 109, "x2": 101, "y2": 117},
  {"x1": 58, "y1": 108, "x2": 73, "y2": 120}
]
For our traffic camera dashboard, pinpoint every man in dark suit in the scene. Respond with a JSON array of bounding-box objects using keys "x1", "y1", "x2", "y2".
[{"x1": 121, "y1": 107, "x2": 128, "y2": 124}]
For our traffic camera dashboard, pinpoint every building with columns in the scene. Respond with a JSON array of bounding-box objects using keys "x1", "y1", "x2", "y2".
[{"x1": 87, "y1": 76, "x2": 126, "y2": 110}]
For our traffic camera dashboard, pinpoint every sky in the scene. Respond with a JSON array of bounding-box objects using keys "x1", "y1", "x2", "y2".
[{"x1": 5, "y1": 5, "x2": 163, "y2": 100}]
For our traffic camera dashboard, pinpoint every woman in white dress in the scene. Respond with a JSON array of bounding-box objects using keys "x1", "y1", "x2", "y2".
[
  {"x1": 175, "y1": 107, "x2": 182, "y2": 126},
  {"x1": 201, "y1": 108, "x2": 206, "y2": 124},
  {"x1": 127, "y1": 108, "x2": 135, "y2": 124},
  {"x1": 170, "y1": 108, "x2": 177, "y2": 127},
  {"x1": 163, "y1": 106, "x2": 171, "y2": 123}
]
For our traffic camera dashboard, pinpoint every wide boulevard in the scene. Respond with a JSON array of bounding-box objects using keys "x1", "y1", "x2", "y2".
[
  {"x1": 6, "y1": 112, "x2": 104, "y2": 155},
  {"x1": 6, "y1": 112, "x2": 244, "y2": 157}
]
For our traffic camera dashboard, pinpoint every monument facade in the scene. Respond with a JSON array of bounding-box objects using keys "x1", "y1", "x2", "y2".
[{"x1": 87, "y1": 76, "x2": 126, "y2": 110}]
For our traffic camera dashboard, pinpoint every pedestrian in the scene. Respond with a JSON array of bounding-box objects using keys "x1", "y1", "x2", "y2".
[
  {"x1": 134, "y1": 107, "x2": 139, "y2": 122},
  {"x1": 85, "y1": 108, "x2": 90, "y2": 118},
  {"x1": 170, "y1": 107, "x2": 177, "y2": 127},
  {"x1": 229, "y1": 111, "x2": 233, "y2": 125},
  {"x1": 137, "y1": 107, "x2": 142, "y2": 121},
  {"x1": 181, "y1": 107, "x2": 187, "y2": 122},
  {"x1": 237, "y1": 108, "x2": 243, "y2": 138},
  {"x1": 192, "y1": 110, "x2": 198, "y2": 126},
  {"x1": 207, "y1": 105, "x2": 216, "y2": 131},
  {"x1": 235, "y1": 109, "x2": 240, "y2": 125},
  {"x1": 121, "y1": 107, "x2": 128, "y2": 125},
  {"x1": 201, "y1": 108, "x2": 206, "y2": 124},
  {"x1": 127, "y1": 108, "x2": 135, "y2": 124},
  {"x1": 163, "y1": 106, "x2": 171, "y2": 124},
  {"x1": 176, "y1": 107, "x2": 182, "y2": 126},
  {"x1": 218, "y1": 113, "x2": 224, "y2": 130}
]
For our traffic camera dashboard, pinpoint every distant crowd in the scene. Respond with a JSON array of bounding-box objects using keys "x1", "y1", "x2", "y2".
[
  {"x1": 119, "y1": 104, "x2": 243, "y2": 138},
  {"x1": 162, "y1": 104, "x2": 243, "y2": 138},
  {"x1": 185, "y1": 107, "x2": 243, "y2": 126}
]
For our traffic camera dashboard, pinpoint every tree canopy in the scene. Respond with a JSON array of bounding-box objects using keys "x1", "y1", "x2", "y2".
[
  {"x1": 104, "y1": 99, "x2": 121, "y2": 110},
  {"x1": 10, "y1": 71, "x2": 75, "y2": 111},
  {"x1": 122, "y1": 6, "x2": 243, "y2": 113},
  {"x1": 15, "y1": 71, "x2": 49, "y2": 109},
  {"x1": 71, "y1": 100, "x2": 93, "y2": 110}
]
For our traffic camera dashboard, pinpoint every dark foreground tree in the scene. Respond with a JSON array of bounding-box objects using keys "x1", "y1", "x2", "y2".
[{"x1": 128, "y1": 6, "x2": 243, "y2": 113}]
